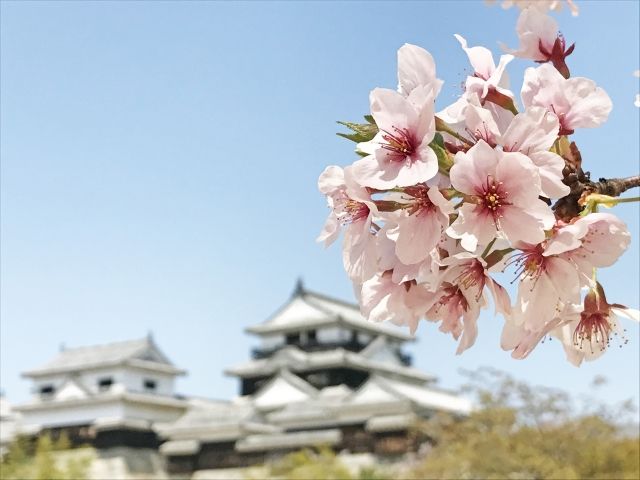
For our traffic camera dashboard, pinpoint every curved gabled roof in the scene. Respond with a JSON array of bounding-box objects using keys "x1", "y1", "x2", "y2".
[
  {"x1": 23, "y1": 335, "x2": 185, "y2": 378},
  {"x1": 224, "y1": 345, "x2": 433, "y2": 382},
  {"x1": 245, "y1": 286, "x2": 413, "y2": 341}
]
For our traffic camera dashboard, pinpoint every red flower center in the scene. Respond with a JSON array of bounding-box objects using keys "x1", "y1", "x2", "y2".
[
  {"x1": 573, "y1": 312, "x2": 613, "y2": 353},
  {"x1": 403, "y1": 185, "x2": 436, "y2": 216},
  {"x1": 380, "y1": 126, "x2": 416, "y2": 160},
  {"x1": 336, "y1": 197, "x2": 369, "y2": 225},
  {"x1": 477, "y1": 175, "x2": 510, "y2": 220},
  {"x1": 505, "y1": 246, "x2": 545, "y2": 285}
]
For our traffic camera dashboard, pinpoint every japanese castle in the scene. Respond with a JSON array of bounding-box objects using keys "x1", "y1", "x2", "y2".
[
  {"x1": 9, "y1": 281, "x2": 471, "y2": 477},
  {"x1": 14, "y1": 333, "x2": 188, "y2": 449}
]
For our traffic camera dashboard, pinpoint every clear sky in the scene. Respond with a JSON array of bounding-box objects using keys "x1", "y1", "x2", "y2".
[{"x1": 1, "y1": 1, "x2": 638, "y2": 415}]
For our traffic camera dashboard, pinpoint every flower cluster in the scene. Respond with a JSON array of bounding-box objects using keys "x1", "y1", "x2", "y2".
[{"x1": 318, "y1": 4, "x2": 638, "y2": 365}]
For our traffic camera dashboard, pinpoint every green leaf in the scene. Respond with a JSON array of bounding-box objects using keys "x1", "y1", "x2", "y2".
[
  {"x1": 430, "y1": 138, "x2": 453, "y2": 173},
  {"x1": 432, "y1": 132, "x2": 445, "y2": 149},
  {"x1": 336, "y1": 115, "x2": 379, "y2": 144}
]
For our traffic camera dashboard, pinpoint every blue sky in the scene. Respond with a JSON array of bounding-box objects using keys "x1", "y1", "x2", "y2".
[{"x1": 1, "y1": 1, "x2": 638, "y2": 415}]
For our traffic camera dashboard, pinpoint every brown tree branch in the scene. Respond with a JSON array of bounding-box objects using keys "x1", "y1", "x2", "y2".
[
  {"x1": 553, "y1": 171, "x2": 640, "y2": 222},
  {"x1": 590, "y1": 175, "x2": 640, "y2": 197}
]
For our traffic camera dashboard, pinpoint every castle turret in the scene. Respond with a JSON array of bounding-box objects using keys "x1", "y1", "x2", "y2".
[
  {"x1": 159, "y1": 282, "x2": 471, "y2": 475},
  {"x1": 16, "y1": 335, "x2": 187, "y2": 448}
]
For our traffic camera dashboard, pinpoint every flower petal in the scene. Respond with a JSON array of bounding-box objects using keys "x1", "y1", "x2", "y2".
[{"x1": 397, "y1": 43, "x2": 442, "y2": 98}]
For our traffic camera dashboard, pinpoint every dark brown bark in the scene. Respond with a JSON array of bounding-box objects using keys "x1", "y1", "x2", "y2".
[{"x1": 553, "y1": 171, "x2": 640, "y2": 222}]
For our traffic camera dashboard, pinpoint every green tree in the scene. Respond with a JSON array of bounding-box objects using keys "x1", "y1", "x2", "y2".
[
  {"x1": 407, "y1": 368, "x2": 640, "y2": 480},
  {"x1": 258, "y1": 446, "x2": 389, "y2": 480},
  {"x1": 1, "y1": 432, "x2": 92, "y2": 480}
]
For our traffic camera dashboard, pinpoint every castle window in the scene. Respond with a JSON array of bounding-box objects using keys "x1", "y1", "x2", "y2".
[
  {"x1": 39, "y1": 385, "x2": 55, "y2": 397},
  {"x1": 97, "y1": 377, "x2": 113, "y2": 391},
  {"x1": 285, "y1": 333, "x2": 300, "y2": 345},
  {"x1": 143, "y1": 379, "x2": 157, "y2": 392}
]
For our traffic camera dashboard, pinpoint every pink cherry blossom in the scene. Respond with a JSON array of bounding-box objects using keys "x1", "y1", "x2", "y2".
[
  {"x1": 317, "y1": 165, "x2": 371, "y2": 246},
  {"x1": 463, "y1": 101, "x2": 568, "y2": 199},
  {"x1": 317, "y1": 165, "x2": 379, "y2": 282},
  {"x1": 509, "y1": 241, "x2": 582, "y2": 332},
  {"x1": 397, "y1": 43, "x2": 443, "y2": 98},
  {"x1": 488, "y1": 0, "x2": 579, "y2": 16},
  {"x1": 455, "y1": 34, "x2": 514, "y2": 102},
  {"x1": 319, "y1": 19, "x2": 634, "y2": 366},
  {"x1": 384, "y1": 186, "x2": 454, "y2": 265},
  {"x1": 504, "y1": 7, "x2": 575, "y2": 77},
  {"x1": 376, "y1": 226, "x2": 444, "y2": 292},
  {"x1": 463, "y1": 99, "x2": 501, "y2": 147},
  {"x1": 359, "y1": 272, "x2": 435, "y2": 334},
  {"x1": 501, "y1": 107, "x2": 569, "y2": 198},
  {"x1": 549, "y1": 213, "x2": 631, "y2": 285},
  {"x1": 509, "y1": 214, "x2": 629, "y2": 333},
  {"x1": 501, "y1": 303, "x2": 578, "y2": 360},
  {"x1": 521, "y1": 63, "x2": 612, "y2": 135},
  {"x1": 420, "y1": 251, "x2": 511, "y2": 354},
  {"x1": 352, "y1": 86, "x2": 439, "y2": 189},
  {"x1": 446, "y1": 140, "x2": 555, "y2": 252},
  {"x1": 464, "y1": 95, "x2": 569, "y2": 204},
  {"x1": 426, "y1": 282, "x2": 482, "y2": 354},
  {"x1": 552, "y1": 284, "x2": 639, "y2": 366}
]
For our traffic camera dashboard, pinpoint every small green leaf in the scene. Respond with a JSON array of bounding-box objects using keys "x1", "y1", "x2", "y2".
[
  {"x1": 432, "y1": 132, "x2": 445, "y2": 149},
  {"x1": 430, "y1": 139, "x2": 453, "y2": 174},
  {"x1": 336, "y1": 115, "x2": 379, "y2": 144},
  {"x1": 336, "y1": 131, "x2": 369, "y2": 143}
]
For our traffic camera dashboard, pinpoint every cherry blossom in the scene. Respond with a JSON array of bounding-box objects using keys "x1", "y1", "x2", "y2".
[
  {"x1": 352, "y1": 86, "x2": 439, "y2": 189},
  {"x1": 426, "y1": 252, "x2": 511, "y2": 354},
  {"x1": 320, "y1": 7, "x2": 637, "y2": 366},
  {"x1": 487, "y1": 0, "x2": 579, "y2": 17},
  {"x1": 552, "y1": 284, "x2": 639, "y2": 366},
  {"x1": 359, "y1": 272, "x2": 435, "y2": 334},
  {"x1": 397, "y1": 43, "x2": 443, "y2": 98},
  {"x1": 501, "y1": 282, "x2": 635, "y2": 364},
  {"x1": 521, "y1": 63, "x2": 612, "y2": 134},
  {"x1": 435, "y1": 37, "x2": 515, "y2": 134},
  {"x1": 501, "y1": 107, "x2": 570, "y2": 198},
  {"x1": 317, "y1": 165, "x2": 378, "y2": 282},
  {"x1": 551, "y1": 213, "x2": 631, "y2": 284},
  {"x1": 455, "y1": 34, "x2": 514, "y2": 102},
  {"x1": 375, "y1": 226, "x2": 442, "y2": 286},
  {"x1": 509, "y1": 242, "x2": 581, "y2": 333},
  {"x1": 504, "y1": 7, "x2": 575, "y2": 77},
  {"x1": 501, "y1": 303, "x2": 578, "y2": 359},
  {"x1": 509, "y1": 213, "x2": 630, "y2": 333},
  {"x1": 460, "y1": 102, "x2": 569, "y2": 198},
  {"x1": 384, "y1": 186, "x2": 454, "y2": 265},
  {"x1": 446, "y1": 140, "x2": 555, "y2": 252}
]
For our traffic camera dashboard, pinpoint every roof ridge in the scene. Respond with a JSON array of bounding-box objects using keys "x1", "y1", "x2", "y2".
[
  {"x1": 358, "y1": 335, "x2": 388, "y2": 358},
  {"x1": 300, "y1": 296, "x2": 341, "y2": 319},
  {"x1": 346, "y1": 374, "x2": 401, "y2": 402},
  {"x1": 250, "y1": 294, "x2": 334, "y2": 330},
  {"x1": 301, "y1": 289, "x2": 359, "y2": 311},
  {"x1": 56, "y1": 336, "x2": 149, "y2": 352},
  {"x1": 252, "y1": 368, "x2": 318, "y2": 403}
]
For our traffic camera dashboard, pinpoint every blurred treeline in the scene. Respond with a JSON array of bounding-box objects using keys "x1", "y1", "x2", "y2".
[
  {"x1": 259, "y1": 368, "x2": 640, "y2": 480},
  {"x1": 1, "y1": 368, "x2": 638, "y2": 479},
  {"x1": 0, "y1": 433, "x2": 91, "y2": 480}
]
